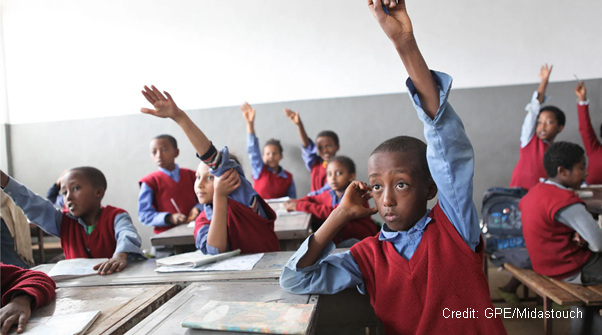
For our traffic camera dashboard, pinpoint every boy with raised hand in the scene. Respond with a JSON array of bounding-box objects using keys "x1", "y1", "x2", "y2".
[
  {"x1": 510, "y1": 64, "x2": 566, "y2": 190},
  {"x1": 575, "y1": 81, "x2": 602, "y2": 185},
  {"x1": 1, "y1": 168, "x2": 144, "y2": 275},
  {"x1": 280, "y1": 1, "x2": 506, "y2": 333}
]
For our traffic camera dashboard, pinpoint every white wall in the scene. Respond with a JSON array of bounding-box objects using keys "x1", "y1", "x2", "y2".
[{"x1": 3, "y1": 0, "x2": 602, "y2": 124}]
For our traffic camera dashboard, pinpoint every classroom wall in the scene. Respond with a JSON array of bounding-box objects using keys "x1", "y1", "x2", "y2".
[
  {"x1": 8, "y1": 77, "x2": 602, "y2": 250},
  {"x1": 2, "y1": 0, "x2": 602, "y2": 124}
]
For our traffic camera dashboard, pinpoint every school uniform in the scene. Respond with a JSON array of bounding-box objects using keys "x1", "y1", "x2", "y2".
[
  {"x1": 194, "y1": 145, "x2": 280, "y2": 255},
  {"x1": 2, "y1": 177, "x2": 144, "y2": 260},
  {"x1": 301, "y1": 140, "x2": 328, "y2": 193},
  {"x1": 509, "y1": 91, "x2": 550, "y2": 190},
  {"x1": 247, "y1": 134, "x2": 296, "y2": 199},
  {"x1": 520, "y1": 181, "x2": 602, "y2": 284},
  {"x1": 138, "y1": 165, "x2": 201, "y2": 234},
  {"x1": 578, "y1": 101, "x2": 602, "y2": 185},
  {"x1": 1, "y1": 264, "x2": 55, "y2": 309},
  {"x1": 280, "y1": 72, "x2": 505, "y2": 334},
  {"x1": 295, "y1": 189, "x2": 378, "y2": 244}
]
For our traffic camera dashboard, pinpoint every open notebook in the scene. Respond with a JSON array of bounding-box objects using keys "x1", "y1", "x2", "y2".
[
  {"x1": 181, "y1": 300, "x2": 316, "y2": 334},
  {"x1": 47, "y1": 258, "x2": 107, "y2": 281},
  {"x1": 156, "y1": 249, "x2": 241, "y2": 268},
  {"x1": 9, "y1": 310, "x2": 100, "y2": 335}
]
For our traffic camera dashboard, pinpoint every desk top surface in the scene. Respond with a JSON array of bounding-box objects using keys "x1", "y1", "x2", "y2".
[
  {"x1": 581, "y1": 187, "x2": 602, "y2": 214},
  {"x1": 125, "y1": 281, "x2": 318, "y2": 335},
  {"x1": 36, "y1": 251, "x2": 295, "y2": 288},
  {"x1": 33, "y1": 284, "x2": 179, "y2": 335}
]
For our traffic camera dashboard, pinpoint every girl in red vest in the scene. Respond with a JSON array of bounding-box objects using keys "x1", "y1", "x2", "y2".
[
  {"x1": 280, "y1": 2, "x2": 506, "y2": 333},
  {"x1": 284, "y1": 108, "x2": 339, "y2": 194},
  {"x1": 1, "y1": 264, "x2": 56, "y2": 333},
  {"x1": 1, "y1": 168, "x2": 145, "y2": 275},
  {"x1": 141, "y1": 87, "x2": 281, "y2": 255},
  {"x1": 240, "y1": 102, "x2": 296, "y2": 200},
  {"x1": 138, "y1": 134, "x2": 201, "y2": 234},
  {"x1": 283, "y1": 156, "x2": 378, "y2": 246},
  {"x1": 575, "y1": 82, "x2": 602, "y2": 185}
]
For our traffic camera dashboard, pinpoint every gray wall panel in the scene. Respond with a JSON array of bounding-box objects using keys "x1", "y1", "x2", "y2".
[{"x1": 9, "y1": 78, "x2": 602, "y2": 250}]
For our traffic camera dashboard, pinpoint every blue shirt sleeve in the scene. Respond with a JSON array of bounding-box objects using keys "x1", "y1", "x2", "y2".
[
  {"x1": 2, "y1": 177, "x2": 63, "y2": 237},
  {"x1": 287, "y1": 179, "x2": 297, "y2": 199},
  {"x1": 195, "y1": 224, "x2": 223, "y2": 255},
  {"x1": 247, "y1": 133, "x2": 265, "y2": 180},
  {"x1": 209, "y1": 147, "x2": 267, "y2": 219},
  {"x1": 46, "y1": 183, "x2": 64, "y2": 209},
  {"x1": 406, "y1": 71, "x2": 480, "y2": 251},
  {"x1": 301, "y1": 139, "x2": 320, "y2": 172},
  {"x1": 280, "y1": 234, "x2": 365, "y2": 295},
  {"x1": 137, "y1": 182, "x2": 170, "y2": 227},
  {"x1": 113, "y1": 212, "x2": 145, "y2": 257},
  {"x1": 307, "y1": 183, "x2": 331, "y2": 196}
]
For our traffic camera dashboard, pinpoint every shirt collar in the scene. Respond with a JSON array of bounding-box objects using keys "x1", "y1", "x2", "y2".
[
  {"x1": 379, "y1": 209, "x2": 432, "y2": 241},
  {"x1": 329, "y1": 188, "x2": 343, "y2": 207},
  {"x1": 543, "y1": 179, "x2": 570, "y2": 190},
  {"x1": 266, "y1": 165, "x2": 288, "y2": 178},
  {"x1": 158, "y1": 164, "x2": 180, "y2": 179}
]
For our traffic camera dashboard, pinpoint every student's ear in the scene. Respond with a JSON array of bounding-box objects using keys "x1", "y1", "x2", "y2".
[
  {"x1": 174, "y1": 148, "x2": 180, "y2": 158},
  {"x1": 558, "y1": 125, "x2": 565, "y2": 133},
  {"x1": 426, "y1": 180, "x2": 438, "y2": 201},
  {"x1": 95, "y1": 187, "x2": 105, "y2": 200},
  {"x1": 349, "y1": 173, "x2": 356, "y2": 182},
  {"x1": 557, "y1": 166, "x2": 569, "y2": 177}
]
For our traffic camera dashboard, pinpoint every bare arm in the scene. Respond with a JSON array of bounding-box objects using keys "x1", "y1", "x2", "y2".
[
  {"x1": 206, "y1": 169, "x2": 241, "y2": 253},
  {"x1": 285, "y1": 109, "x2": 311, "y2": 148},
  {"x1": 241, "y1": 102, "x2": 256, "y2": 135},
  {"x1": 536, "y1": 64, "x2": 553, "y2": 104}
]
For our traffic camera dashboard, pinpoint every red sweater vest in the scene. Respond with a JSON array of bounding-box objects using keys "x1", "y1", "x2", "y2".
[
  {"x1": 578, "y1": 104, "x2": 602, "y2": 185},
  {"x1": 510, "y1": 136, "x2": 549, "y2": 190},
  {"x1": 310, "y1": 160, "x2": 327, "y2": 193},
  {"x1": 519, "y1": 183, "x2": 591, "y2": 279},
  {"x1": 194, "y1": 198, "x2": 281, "y2": 254},
  {"x1": 59, "y1": 205, "x2": 125, "y2": 259},
  {"x1": 1, "y1": 264, "x2": 56, "y2": 309},
  {"x1": 253, "y1": 165, "x2": 293, "y2": 200},
  {"x1": 139, "y1": 169, "x2": 198, "y2": 234},
  {"x1": 350, "y1": 204, "x2": 506, "y2": 335},
  {"x1": 296, "y1": 191, "x2": 379, "y2": 244}
]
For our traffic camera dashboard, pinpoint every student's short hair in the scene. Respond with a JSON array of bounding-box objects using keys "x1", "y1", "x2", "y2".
[
  {"x1": 370, "y1": 136, "x2": 432, "y2": 181},
  {"x1": 153, "y1": 134, "x2": 178, "y2": 149},
  {"x1": 264, "y1": 139, "x2": 283, "y2": 154},
  {"x1": 69, "y1": 167, "x2": 107, "y2": 190},
  {"x1": 538, "y1": 106, "x2": 566, "y2": 127},
  {"x1": 543, "y1": 142, "x2": 584, "y2": 178},
  {"x1": 329, "y1": 156, "x2": 356, "y2": 174},
  {"x1": 316, "y1": 131, "x2": 339, "y2": 146}
]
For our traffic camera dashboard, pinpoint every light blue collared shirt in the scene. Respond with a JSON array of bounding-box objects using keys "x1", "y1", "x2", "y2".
[
  {"x1": 3, "y1": 177, "x2": 144, "y2": 258},
  {"x1": 247, "y1": 133, "x2": 296, "y2": 199},
  {"x1": 280, "y1": 71, "x2": 480, "y2": 295},
  {"x1": 307, "y1": 183, "x2": 331, "y2": 196},
  {"x1": 195, "y1": 146, "x2": 269, "y2": 255}
]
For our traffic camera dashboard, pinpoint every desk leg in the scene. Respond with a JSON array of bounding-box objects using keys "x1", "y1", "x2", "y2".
[{"x1": 543, "y1": 296, "x2": 552, "y2": 335}]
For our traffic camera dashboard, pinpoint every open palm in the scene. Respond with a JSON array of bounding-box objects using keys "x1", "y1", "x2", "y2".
[
  {"x1": 284, "y1": 109, "x2": 301, "y2": 125},
  {"x1": 240, "y1": 102, "x2": 256, "y2": 123},
  {"x1": 141, "y1": 85, "x2": 181, "y2": 119}
]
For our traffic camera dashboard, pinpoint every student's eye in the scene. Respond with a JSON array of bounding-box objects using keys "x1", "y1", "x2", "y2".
[
  {"x1": 336, "y1": 171, "x2": 342, "y2": 176},
  {"x1": 73, "y1": 186, "x2": 80, "y2": 191},
  {"x1": 371, "y1": 184, "x2": 381, "y2": 192},
  {"x1": 208, "y1": 176, "x2": 214, "y2": 181},
  {"x1": 396, "y1": 183, "x2": 407, "y2": 190}
]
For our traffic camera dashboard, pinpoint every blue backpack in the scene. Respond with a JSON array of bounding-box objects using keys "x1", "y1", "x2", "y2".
[{"x1": 480, "y1": 187, "x2": 527, "y2": 254}]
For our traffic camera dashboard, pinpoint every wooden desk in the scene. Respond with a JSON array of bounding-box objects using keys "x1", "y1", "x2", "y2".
[
  {"x1": 33, "y1": 284, "x2": 179, "y2": 335},
  {"x1": 124, "y1": 282, "x2": 319, "y2": 335},
  {"x1": 37, "y1": 251, "x2": 294, "y2": 288},
  {"x1": 150, "y1": 213, "x2": 312, "y2": 252},
  {"x1": 581, "y1": 188, "x2": 602, "y2": 215}
]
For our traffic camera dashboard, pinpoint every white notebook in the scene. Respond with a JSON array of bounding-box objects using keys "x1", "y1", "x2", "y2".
[
  {"x1": 156, "y1": 249, "x2": 241, "y2": 268},
  {"x1": 47, "y1": 258, "x2": 107, "y2": 281},
  {"x1": 9, "y1": 310, "x2": 100, "y2": 335}
]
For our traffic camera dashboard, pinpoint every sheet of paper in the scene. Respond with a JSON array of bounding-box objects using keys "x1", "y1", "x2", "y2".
[
  {"x1": 265, "y1": 196, "x2": 291, "y2": 203},
  {"x1": 9, "y1": 310, "x2": 100, "y2": 335},
  {"x1": 47, "y1": 258, "x2": 108, "y2": 281},
  {"x1": 155, "y1": 253, "x2": 263, "y2": 273},
  {"x1": 156, "y1": 249, "x2": 241, "y2": 267}
]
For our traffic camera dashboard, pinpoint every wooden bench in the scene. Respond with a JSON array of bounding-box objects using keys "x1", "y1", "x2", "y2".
[{"x1": 504, "y1": 263, "x2": 602, "y2": 335}]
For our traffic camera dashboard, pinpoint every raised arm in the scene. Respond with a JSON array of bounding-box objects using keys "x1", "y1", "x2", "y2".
[
  {"x1": 575, "y1": 82, "x2": 602, "y2": 154},
  {"x1": 206, "y1": 169, "x2": 241, "y2": 253},
  {"x1": 368, "y1": 0, "x2": 439, "y2": 119},
  {"x1": 241, "y1": 102, "x2": 256, "y2": 135},
  {"x1": 141, "y1": 86, "x2": 211, "y2": 157},
  {"x1": 536, "y1": 64, "x2": 552, "y2": 104},
  {"x1": 285, "y1": 109, "x2": 311, "y2": 148}
]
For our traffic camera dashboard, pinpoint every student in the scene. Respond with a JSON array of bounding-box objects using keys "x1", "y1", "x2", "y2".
[
  {"x1": 520, "y1": 141, "x2": 601, "y2": 284},
  {"x1": 284, "y1": 108, "x2": 339, "y2": 194},
  {"x1": 1, "y1": 264, "x2": 56, "y2": 334},
  {"x1": 141, "y1": 86, "x2": 280, "y2": 255},
  {"x1": 575, "y1": 81, "x2": 602, "y2": 185},
  {"x1": 240, "y1": 102, "x2": 296, "y2": 200},
  {"x1": 0, "y1": 168, "x2": 144, "y2": 275},
  {"x1": 280, "y1": 1, "x2": 505, "y2": 333},
  {"x1": 283, "y1": 156, "x2": 378, "y2": 246},
  {"x1": 138, "y1": 134, "x2": 201, "y2": 234},
  {"x1": 509, "y1": 64, "x2": 566, "y2": 190}
]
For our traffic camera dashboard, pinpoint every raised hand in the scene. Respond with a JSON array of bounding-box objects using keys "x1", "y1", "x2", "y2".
[
  {"x1": 214, "y1": 169, "x2": 241, "y2": 197},
  {"x1": 240, "y1": 102, "x2": 256, "y2": 124},
  {"x1": 539, "y1": 64, "x2": 553, "y2": 82},
  {"x1": 337, "y1": 181, "x2": 378, "y2": 221},
  {"x1": 141, "y1": 85, "x2": 183, "y2": 119},
  {"x1": 368, "y1": 0, "x2": 413, "y2": 43},
  {"x1": 575, "y1": 81, "x2": 587, "y2": 102},
  {"x1": 93, "y1": 253, "x2": 127, "y2": 275},
  {"x1": 284, "y1": 109, "x2": 301, "y2": 125}
]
